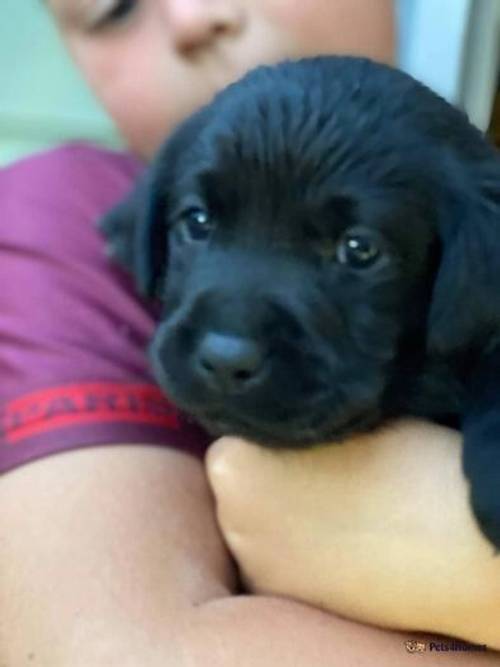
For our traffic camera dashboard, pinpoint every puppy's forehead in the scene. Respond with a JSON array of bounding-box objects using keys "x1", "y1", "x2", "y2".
[
  {"x1": 168, "y1": 57, "x2": 488, "y2": 244},
  {"x1": 195, "y1": 67, "x2": 395, "y2": 201},
  {"x1": 177, "y1": 59, "x2": 449, "y2": 214}
]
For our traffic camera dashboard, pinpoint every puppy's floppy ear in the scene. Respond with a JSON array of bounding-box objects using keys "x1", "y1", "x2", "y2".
[
  {"x1": 428, "y1": 155, "x2": 500, "y2": 356},
  {"x1": 99, "y1": 168, "x2": 168, "y2": 298},
  {"x1": 98, "y1": 105, "x2": 212, "y2": 299}
]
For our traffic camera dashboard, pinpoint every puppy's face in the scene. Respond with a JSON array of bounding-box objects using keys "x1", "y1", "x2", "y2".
[
  {"x1": 103, "y1": 57, "x2": 500, "y2": 446},
  {"x1": 153, "y1": 176, "x2": 435, "y2": 444},
  {"x1": 145, "y1": 63, "x2": 444, "y2": 445}
]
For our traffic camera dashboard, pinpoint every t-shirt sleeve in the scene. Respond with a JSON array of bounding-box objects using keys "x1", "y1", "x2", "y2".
[{"x1": 0, "y1": 144, "x2": 210, "y2": 475}]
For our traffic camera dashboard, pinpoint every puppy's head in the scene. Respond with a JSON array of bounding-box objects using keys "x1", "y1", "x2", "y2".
[{"x1": 101, "y1": 56, "x2": 500, "y2": 445}]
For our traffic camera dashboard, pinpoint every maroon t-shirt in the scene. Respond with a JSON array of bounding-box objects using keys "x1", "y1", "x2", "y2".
[{"x1": 0, "y1": 144, "x2": 210, "y2": 475}]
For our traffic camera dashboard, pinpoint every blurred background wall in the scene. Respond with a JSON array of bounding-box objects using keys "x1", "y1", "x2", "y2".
[
  {"x1": 397, "y1": 0, "x2": 500, "y2": 136},
  {"x1": 0, "y1": 0, "x2": 122, "y2": 164}
]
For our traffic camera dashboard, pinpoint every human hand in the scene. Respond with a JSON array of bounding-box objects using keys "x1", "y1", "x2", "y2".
[{"x1": 206, "y1": 420, "x2": 500, "y2": 649}]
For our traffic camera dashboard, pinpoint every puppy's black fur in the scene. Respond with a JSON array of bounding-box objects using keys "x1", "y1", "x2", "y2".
[{"x1": 99, "y1": 56, "x2": 500, "y2": 549}]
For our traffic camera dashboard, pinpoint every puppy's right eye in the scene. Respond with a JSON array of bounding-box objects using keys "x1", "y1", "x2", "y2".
[
  {"x1": 179, "y1": 207, "x2": 214, "y2": 242},
  {"x1": 336, "y1": 232, "x2": 381, "y2": 269}
]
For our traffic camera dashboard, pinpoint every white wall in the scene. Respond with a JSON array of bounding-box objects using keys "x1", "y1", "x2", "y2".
[{"x1": 397, "y1": 0, "x2": 500, "y2": 131}]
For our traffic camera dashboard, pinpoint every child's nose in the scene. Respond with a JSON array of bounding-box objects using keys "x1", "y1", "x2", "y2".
[{"x1": 162, "y1": 0, "x2": 245, "y2": 53}]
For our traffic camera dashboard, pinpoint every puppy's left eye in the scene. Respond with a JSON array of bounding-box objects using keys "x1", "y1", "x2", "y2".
[
  {"x1": 179, "y1": 207, "x2": 214, "y2": 242},
  {"x1": 337, "y1": 233, "x2": 381, "y2": 269}
]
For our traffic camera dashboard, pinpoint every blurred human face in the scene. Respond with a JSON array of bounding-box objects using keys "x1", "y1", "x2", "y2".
[{"x1": 48, "y1": 0, "x2": 394, "y2": 158}]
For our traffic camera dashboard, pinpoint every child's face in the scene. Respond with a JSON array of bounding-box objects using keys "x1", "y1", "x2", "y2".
[{"x1": 48, "y1": 0, "x2": 393, "y2": 158}]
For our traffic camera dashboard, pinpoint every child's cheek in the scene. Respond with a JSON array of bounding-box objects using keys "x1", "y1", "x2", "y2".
[{"x1": 63, "y1": 36, "x2": 175, "y2": 157}]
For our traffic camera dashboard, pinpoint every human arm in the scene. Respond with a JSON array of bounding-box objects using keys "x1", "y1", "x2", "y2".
[{"x1": 4, "y1": 443, "x2": 500, "y2": 667}]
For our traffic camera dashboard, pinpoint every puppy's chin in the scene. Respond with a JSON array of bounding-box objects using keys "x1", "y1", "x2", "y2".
[
  {"x1": 154, "y1": 366, "x2": 379, "y2": 446},
  {"x1": 188, "y1": 401, "x2": 384, "y2": 448}
]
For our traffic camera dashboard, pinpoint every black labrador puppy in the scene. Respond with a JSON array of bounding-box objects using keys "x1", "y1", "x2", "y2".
[{"x1": 100, "y1": 56, "x2": 500, "y2": 551}]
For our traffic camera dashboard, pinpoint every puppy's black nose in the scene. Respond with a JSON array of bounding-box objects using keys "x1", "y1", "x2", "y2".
[{"x1": 195, "y1": 332, "x2": 265, "y2": 393}]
